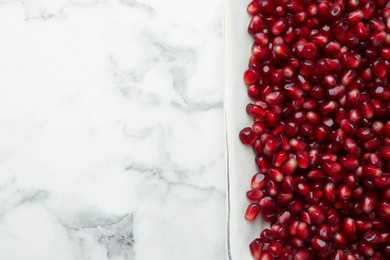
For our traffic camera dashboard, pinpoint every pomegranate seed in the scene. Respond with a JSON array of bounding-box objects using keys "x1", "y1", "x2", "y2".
[
  {"x1": 249, "y1": 239, "x2": 262, "y2": 259},
  {"x1": 347, "y1": 10, "x2": 363, "y2": 24},
  {"x1": 243, "y1": 69, "x2": 260, "y2": 85},
  {"x1": 239, "y1": 127, "x2": 256, "y2": 145},
  {"x1": 259, "y1": 251, "x2": 272, "y2": 260},
  {"x1": 334, "y1": 232, "x2": 348, "y2": 248},
  {"x1": 337, "y1": 184, "x2": 352, "y2": 200},
  {"x1": 246, "y1": 189, "x2": 264, "y2": 201},
  {"x1": 363, "y1": 230, "x2": 382, "y2": 245},
  {"x1": 341, "y1": 52, "x2": 361, "y2": 68},
  {"x1": 358, "y1": 243, "x2": 374, "y2": 256},
  {"x1": 372, "y1": 58, "x2": 387, "y2": 78},
  {"x1": 245, "y1": 203, "x2": 260, "y2": 221},
  {"x1": 268, "y1": 241, "x2": 282, "y2": 257},
  {"x1": 371, "y1": 31, "x2": 387, "y2": 46},
  {"x1": 272, "y1": 18, "x2": 287, "y2": 35},
  {"x1": 362, "y1": 164, "x2": 383, "y2": 177},
  {"x1": 362, "y1": 1, "x2": 376, "y2": 19},
  {"x1": 295, "y1": 248, "x2": 314, "y2": 260},
  {"x1": 309, "y1": 205, "x2": 325, "y2": 224},
  {"x1": 281, "y1": 248, "x2": 294, "y2": 260},
  {"x1": 296, "y1": 151, "x2": 309, "y2": 169},
  {"x1": 251, "y1": 173, "x2": 268, "y2": 189},
  {"x1": 259, "y1": 196, "x2": 275, "y2": 209},
  {"x1": 361, "y1": 194, "x2": 377, "y2": 213},
  {"x1": 312, "y1": 236, "x2": 328, "y2": 253},
  {"x1": 258, "y1": 0, "x2": 274, "y2": 14}
]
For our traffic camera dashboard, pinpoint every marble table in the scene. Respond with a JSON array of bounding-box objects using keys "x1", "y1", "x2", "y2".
[{"x1": 0, "y1": 0, "x2": 226, "y2": 259}]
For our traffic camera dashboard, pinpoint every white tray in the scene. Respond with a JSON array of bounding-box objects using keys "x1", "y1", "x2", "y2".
[{"x1": 223, "y1": 0, "x2": 268, "y2": 259}]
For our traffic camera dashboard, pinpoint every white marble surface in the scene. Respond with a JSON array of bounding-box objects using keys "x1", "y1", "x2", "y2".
[{"x1": 0, "y1": 0, "x2": 226, "y2": 259}]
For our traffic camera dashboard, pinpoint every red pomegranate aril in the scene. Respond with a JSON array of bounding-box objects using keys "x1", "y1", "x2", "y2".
[
  {"x1": 324, "y1": 182, "x2": 336, "y2": 202},
  {"x1": 312, "y1": 236, "x2": 328, "y2": 253},
  {"x1": 322, "y1": 161, "x2": 343, "y2": 176},
  {"x1": 309, "y1": 205, "x2": 325, "y2": 224},
  {"x1": 302, "y1": 42, "x2": 317, "y2": 60},
  {"x1": 355, "y1": 22, "x2": 370, "y2": 40},
  {"x1": 341, "y1": 52, "x2": 361, "y2": 68},
  {"x1": 362, "y1": 230, "x2": 382, "y2": 245},
  {"x1": 269, "y1": 167, "x2": 284, "y2": 183},
  {"x1": 344, "y1": 138, "x2": 362, "y2": 157},
  {"x1": 378, "y1": 201, "x2": 390, "y2": 217},
  {"x1": 239, "y1": 127, "x2": 257, "y2": 145},
  {"x1": 356, "y1": 219, "x2": 373, "y2": 232},
  {"x1": 251, "y1": 173, "x2": 268, "y2": 189},
  {"x1": 268, "y1": 241, "x2": 282, "y2": 257},
  {"x1": 370, "y1": 31, "x2": 387, "y2": 46},
  {"x1": 362, "y1": 164, "x2": 383, "y2": 177},
  {"x1": 380, "y1": 146, "x2": 390, "y2": 161},
  {"x1": 361, "y1": 194, "x2": 377, "y2": 213},
  {"x1": 259, "y1": 251, "x2": 272, "y2": 260},
  {"x1": 245, "y1": 203, "x2": 260, "y2": 221},
  {"x1": 364, "y1": 137, "x2": 381, "y2": 151},
  {"x1": 372, "y1": 58, "x2": 387, "y2": 78},
  {"x1": 358, "y1": 242, "x2": 374, "y2": 256},
  {"x1": 244, "y1": 68, "x2": 260, "y2": 85},
  {"x1": 337, "y1": 184, "x2": 352, "y2": 200},
  {"x1": 272, "y1": 18, "x2": 287, "y2": 35},
  {"x1": 259, "y1": 196, "x2": 275, "y2": 209},
  {"x1": 282, "y1": 175, "x2": 294, "y2": 192},
  {"x1": 347, "y1": 10, "x2": 363, "y2": 24},
  {"x1": 249, "y1": 238, "x2": 262, "y2": 259},
  {"x1": 334, "y1": 232, "x2": 348, "y2": 248},
  {"x1": 266, "y1": 180, "x2": 280, "y2": 196},
  {"x1": 271, "y1": 223, "x2": 289, "y2": 239},
  {"x1": 362, "y1": 1, "x2": 375, "y2": 19},
  {"x1": 296, "y1": 151, "x2": 309, "y2": 169},
  {"x1": 246, "y1": 189, "x2": 264, "y2": 201},
  {"x1": 327, "y1": 85, "x2": 345, "y2": 100}
]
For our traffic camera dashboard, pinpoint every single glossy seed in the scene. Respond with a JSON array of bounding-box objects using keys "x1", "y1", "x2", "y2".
[
  {"x1": 249, "y1": 239, "x2": 262, "y2": 259},
  {"x1": 245, "y1": 203, "x2": 260, "y2": 221}
]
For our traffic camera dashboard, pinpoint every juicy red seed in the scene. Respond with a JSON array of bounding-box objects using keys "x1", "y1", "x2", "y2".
[
  {"x1": 361, "y1": 194, "x2": 377, "y2": 213},
  {"x1": 362, "y1": 164, "x2": 383, "y2": 177},
  {"x1": 249, "y1": 239, "x2": 262, "y2": 259},
  {"x1": 243, "y1": 68, "x2": 260, "y2": 85},
  {"x1": 295, "y1": 249, "x2": 314, "y2": 260},
  {"x1": 363, "y1": 230, "x2": 382, "y2": 245},
  {"x1": 272, "y1": 18, "x2": 287, "y2": 35},
  {"x1": 370, "y1": 31, "x2": 387, "y2": 46},
  {"x1": 334, "y1": 232, "x2": 348, "y2": 247},
  {"x1": 309, "y1": 205, "x2": 325, "y2": 224},
  {"x1": 372, "y1": 58, "x2": 387, "y2": 78},
  {"x1": 246, "y1": 189, "x2": 264, "y2": 201},
  {"x1": 239, "y1": 127, "x2": 256, "y2": 145},
  {"x1": 251, "y1": 173, "x2": 268, "y2": 189},
  {"x1": 337, "y1": 184, "x2": 352, "y2": 200},
  {"x1": 245, "y1": 203, "x2": 260, "y2": 221},
  {"x1": 312, "y1": 236, "x2": 328, "y2": 253},
  {"x1": 358, "y1": 243, "x2": 374, "y2": 256},
  {"x1": 362, "y1": 1, "x2": 376, "y2": 19},
  {"x1": 380, "y1": 146, "x2": 390, "y2": 160},
  {"x1": 296, "y1": 151, "x2": 309, "y2": 169},
  {"x1": 259, "y1": 196, "x2": 275, "y2": 209},
  {"x1": 268, "y1": 241, "x2": 282, "y2": 257}
]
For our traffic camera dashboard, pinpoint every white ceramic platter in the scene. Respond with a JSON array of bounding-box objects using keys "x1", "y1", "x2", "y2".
[{"x1": 224, "y1": 0, "x2": 268, "y2": 259}]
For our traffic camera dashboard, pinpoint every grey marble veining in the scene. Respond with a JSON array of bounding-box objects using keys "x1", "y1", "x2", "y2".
[{"x1": 0, "y1": 0, "x2": 226, "y2": 259}]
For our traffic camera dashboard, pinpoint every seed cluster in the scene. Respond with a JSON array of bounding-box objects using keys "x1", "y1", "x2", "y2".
[{"x1": 240, "y1": 0, "x2": 390, "y2": 259}]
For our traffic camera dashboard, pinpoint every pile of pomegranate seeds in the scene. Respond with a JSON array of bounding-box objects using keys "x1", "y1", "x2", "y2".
[{"x1": 240, "y1": 0, "x2": 390, "y2": 259}]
